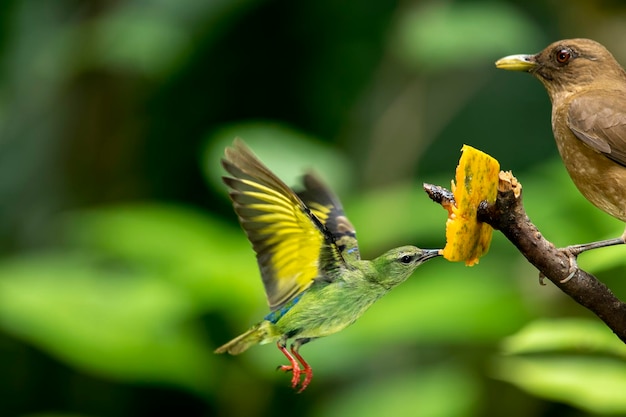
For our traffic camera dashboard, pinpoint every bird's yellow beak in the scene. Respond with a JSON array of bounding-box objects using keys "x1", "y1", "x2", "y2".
[{"x1": 495, "y1": 54, "x2": 537, "y2": 71}]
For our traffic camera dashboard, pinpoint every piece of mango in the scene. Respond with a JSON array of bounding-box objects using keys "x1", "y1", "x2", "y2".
[{"x1": 443, "y1": 145, "x2": 500, "y2": 266}]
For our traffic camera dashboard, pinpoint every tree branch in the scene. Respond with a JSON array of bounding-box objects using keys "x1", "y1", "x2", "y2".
[{"x1": 424, "y1": 171, "x2": 626, "y2": 343}]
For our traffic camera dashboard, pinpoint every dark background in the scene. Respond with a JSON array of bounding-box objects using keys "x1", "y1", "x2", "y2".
[{"x1": 1, "y1": 0, "x2": 626, "y2": 416}]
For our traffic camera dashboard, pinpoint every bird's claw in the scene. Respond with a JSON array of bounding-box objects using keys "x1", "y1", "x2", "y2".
[
  {"x1": 560, "y1": 263, "x2": 577, "y2": 283},
  {"x1": 277, "y1": 363, "x2": 312, "y2": 393},
  {"x1": 299, "y1": 365, "x2": 313, "y2": 393},
  {"x1": 557, "y1": 235, "x2": 626, "y2": 283},
  {"x1": 537, "y1": 249, "x2": 578, "y2": 284},
  {"x1": 277, "y1": 363, "x2": 301, "y2": 389},
  {"x1": 276, "y1": 341, "x2": 314, "y2": 393},
  {"x1": 559, "y1": 248, "x2": 579, "y2": 283}
]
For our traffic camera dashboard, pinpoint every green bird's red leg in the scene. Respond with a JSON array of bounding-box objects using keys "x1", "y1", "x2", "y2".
[
  {"x1": 276, "y1": 338, "x2": 314, "y2": 392},
  {"x1": 277, "y1": 341, "x2": 302, "y2": 389},
  {"x1": 290, "y1": 343, "x2": 313, "y2": 392}
]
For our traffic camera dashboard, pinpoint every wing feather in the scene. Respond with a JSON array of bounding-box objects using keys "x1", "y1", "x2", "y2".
[
  {"x1": 568, "y1": 92, "x2": 626, "y2": 167},
  {"x1": 222, "y1": 139, "x2": 346, "y2": 311},
  {"x1": 297, "y1": 173, "x2": 361, "y2": 261}
]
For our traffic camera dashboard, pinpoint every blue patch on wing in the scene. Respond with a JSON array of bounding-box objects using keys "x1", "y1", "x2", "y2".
[{"x1": 264, "y1": 293, "x2": 302, "y2": 324}]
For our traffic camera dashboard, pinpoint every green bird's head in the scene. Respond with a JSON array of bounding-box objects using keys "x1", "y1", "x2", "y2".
[{"x1": 372, "y1": 246, "x2": 441, "y2": 289}]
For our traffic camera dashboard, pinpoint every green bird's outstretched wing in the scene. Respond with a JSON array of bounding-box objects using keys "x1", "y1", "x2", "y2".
[
  {"x1": 297, "y1": 173, "x2": 361, "y2": 261},
  {"x1": 222, "y1": 139, "x2": 348, "y2": 311}
]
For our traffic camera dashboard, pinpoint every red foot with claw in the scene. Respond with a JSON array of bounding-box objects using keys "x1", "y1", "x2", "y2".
[{"x1": 276, "y1": 342, "x2": 314, "y2": 392}]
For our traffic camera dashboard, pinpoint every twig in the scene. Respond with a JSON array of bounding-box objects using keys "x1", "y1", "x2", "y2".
[{"x1": 424, "y1": 171, "x2": 626, "y2": 343}]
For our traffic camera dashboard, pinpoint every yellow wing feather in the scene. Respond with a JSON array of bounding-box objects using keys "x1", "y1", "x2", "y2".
[
  {"x1": 297, "y1": 173, "x2": 360, "y2": 262},
  {"x1": 222, "y1": 139, "x2": 345, "y2": 311}
]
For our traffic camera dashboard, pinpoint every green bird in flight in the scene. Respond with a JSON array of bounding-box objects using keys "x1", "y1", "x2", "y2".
[{"x1": 215, "y1": 139, "x2": 441, "y2": 392}]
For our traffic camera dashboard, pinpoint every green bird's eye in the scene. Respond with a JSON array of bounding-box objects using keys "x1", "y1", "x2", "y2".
[{"x1": 399, "y1": 254, "x2": 414, "y2": 264}]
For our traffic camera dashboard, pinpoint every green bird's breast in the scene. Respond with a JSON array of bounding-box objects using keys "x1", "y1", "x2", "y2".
[{"x1": 271, "y1": 278, "x2": 388, "y2": 340}]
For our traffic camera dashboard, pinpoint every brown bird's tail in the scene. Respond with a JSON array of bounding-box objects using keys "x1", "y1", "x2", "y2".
[{"x1": 214, "y1": 321, "x2": 274, "y2": 355}]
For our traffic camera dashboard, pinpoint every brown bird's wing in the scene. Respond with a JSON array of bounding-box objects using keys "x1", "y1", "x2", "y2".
[
  {"x1": 222, "y1": 140, "x2": 347, "y2": 311},
  {"x1": 568, "y1": 92, "x2": 626, "y2": 167},
  {"x1": 297, "y1": 173, "x2": 361, "y2": 261}
]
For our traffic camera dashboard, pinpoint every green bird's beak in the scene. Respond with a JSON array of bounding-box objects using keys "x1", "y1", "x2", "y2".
[
  {"x1": 419, "y1": 249, "x2": 442, "y2": 263},
  {"x1": 495, "y1": 54, "x2": 537, "y2": 71}
]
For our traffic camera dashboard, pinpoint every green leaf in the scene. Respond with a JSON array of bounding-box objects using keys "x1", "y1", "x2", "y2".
[
  {"x1": 393, "y1": 2, "x2": 543, "y2": 72},
  {"x1": 72, "y1": 0, "x2": 259, "y2": 78},
  {"x1": 63, "y1": 204, "x2": 263, "y2": 315},
  {"x1": 493, "y1": 318, "x2": 626, "y2": 414},
  {"x1": 313, "y1": 364, "x2": 479, "y2": 417},
  {"x1": 0, "y1": 253, "x2": 214, "y2": 394},
  {"x1": 501, "y1": 318, "x2": 626, "y2": 359},
  {"x1": 493, "y1": 356, "x2": 626, "y2": 414}
]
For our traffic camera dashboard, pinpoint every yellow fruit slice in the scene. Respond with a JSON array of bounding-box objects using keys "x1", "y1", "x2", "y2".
[{"x1": 443, "y1": 145, "x2": 500, "y2": 266}]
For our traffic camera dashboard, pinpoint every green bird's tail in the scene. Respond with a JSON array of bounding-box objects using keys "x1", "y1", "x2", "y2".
[{"x1": 214, "y1": 321, "x2": 275, "y2": 355}]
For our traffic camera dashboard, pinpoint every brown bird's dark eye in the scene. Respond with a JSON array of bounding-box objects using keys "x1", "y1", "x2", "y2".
[{"x1": 556, "y1": 49, "x2": 571, "y2": 64}]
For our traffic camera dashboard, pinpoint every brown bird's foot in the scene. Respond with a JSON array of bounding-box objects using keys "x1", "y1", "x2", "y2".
[
  {"x1": 276, "y1": 342, "x2": 313, "y2": 392},
  {"x1": 557, "y1": 235, "x2": 626, "y2": 284},
  {"x1": 558, "y1": 251, "x2": 579, "y2": 283},
  {"x1": 566, "y1": 237, "x2": 626, "y2": 257},
  {"x1": 537, "y1": 249, "x2": 580, "y2": 284},
  {"x1": 538, "y1": 266, "x2": 575, "y2": 284}
]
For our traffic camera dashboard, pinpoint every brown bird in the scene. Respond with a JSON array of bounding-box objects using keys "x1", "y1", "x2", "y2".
[{"x1": 495, "y1": 38, "x2": 626, "y2": 280}]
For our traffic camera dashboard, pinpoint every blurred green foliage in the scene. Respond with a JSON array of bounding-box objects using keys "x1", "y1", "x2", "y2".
[{"x1": 1, "y1": 0, "x2": 626, "y2": 416}]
